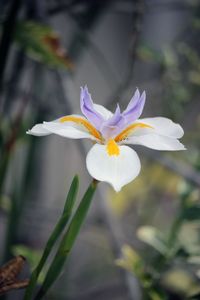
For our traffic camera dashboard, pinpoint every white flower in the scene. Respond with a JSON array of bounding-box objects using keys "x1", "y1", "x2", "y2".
[{"x1": 27, "y1": 86, "x2": 185, "y2": 192}]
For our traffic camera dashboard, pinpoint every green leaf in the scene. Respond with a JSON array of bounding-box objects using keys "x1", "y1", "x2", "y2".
[
  {"x1": 14, "y1": 21, "x2": 73, "y2": 70},
  {"x1": 24, "y1": 175, "x2": 79, "y2": 300},
  {"x1": 148, "y1": 288, "x2": 167, "y2": 300},
  {"x1": 116, "y1": 244, "x2": 144, "y2": 275},
  {"x1": 36, "y1": 180, "x2": 97, "y2": 299},
  {"x1": 162, "y1": 268, "x2": 200, "y2": 297},
  {"x1": 137, "y1": 226, "x2": 168, "y2": 255},
  {"x1": 188, "y1": 293, "x2": 200, "y2": 300},
  {"x1": 181, "y1": 206, "x2": 200, "y2": 221},
  {"x1": 12, "y1": 245, "x2": 41, "y2": 269},
  {"x1": 12, "y1": 245, "x2": 46, "y2": 284}
]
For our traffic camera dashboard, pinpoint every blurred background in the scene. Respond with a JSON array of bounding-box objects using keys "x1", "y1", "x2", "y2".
[{"x1": 0, "y1": 0, "x2": 200, "y2": 299}]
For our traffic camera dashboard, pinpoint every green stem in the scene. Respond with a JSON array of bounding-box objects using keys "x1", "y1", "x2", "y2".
[
  {"x1": 0, "y1": 151, "x2": 10, "y2": 198},
  {"x1": 2, "y1": 190, "x2": 19, "y2": 263},
  {"x1": 35, "y1": 179, "x2": 98, "y2": 300}
]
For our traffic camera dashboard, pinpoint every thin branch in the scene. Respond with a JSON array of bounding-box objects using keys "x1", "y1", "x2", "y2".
[
  {"x1": 0, "y1": 0, "x2": 22, "y2": 102},
  {"x1": 107, "y1": 0, "x2": 145, "y2": 107}
]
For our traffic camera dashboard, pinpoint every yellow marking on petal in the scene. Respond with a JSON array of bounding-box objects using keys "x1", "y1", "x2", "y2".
[
  {"x1": 115, "y1": 122, "x2": 153, "y2": 142},
  {"x1": 60, "y1": 116, "x2": 102, "y2": 140},
  {"x1": 107, "y1": 139, "x2": 120, "y2": 156}
]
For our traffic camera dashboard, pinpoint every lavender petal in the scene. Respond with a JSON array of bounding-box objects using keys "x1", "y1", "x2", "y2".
[
  {"x1": 123, "y1": 90, "x2": 146, "y2": 123},
  {"x1": 100, "y1": 104, "x2": 126, "y2": 139},
  {"x1": 80, "y1": 86, "x2": 104, "y2": 129}
]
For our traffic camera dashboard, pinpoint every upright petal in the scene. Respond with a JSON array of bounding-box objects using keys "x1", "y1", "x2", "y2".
[
  {"x1": 100, "y1": 104, "x2": 126, "y2": 139},
  {"x1": 86, "y1": 144, "x2": 141, "y2": 192},
  {"x1": 123, "y1": 89, "x2": 146, "y2": 123},
  {"x1": 80, "y1": 86, "x2": 104, "y2": 129}
]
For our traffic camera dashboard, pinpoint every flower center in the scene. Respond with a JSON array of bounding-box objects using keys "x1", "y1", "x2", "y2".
[
  {"x1": 106, "y1": 139, "x2": 120, "y2": 156},
  {"x1": 115, "y1": 122, "x2": 153, "y2": 142},
  {"x1": 60, "y1": 116, "x2": 102, "y2": 141}
]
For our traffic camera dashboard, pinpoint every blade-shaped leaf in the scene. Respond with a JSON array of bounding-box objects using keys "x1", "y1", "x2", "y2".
[
  {"x1": 36, "y1": 180, "x2": 97, "y2": 299},
  {"x1": 24, "y1": 175, "x2": 79, "y2": 300}
]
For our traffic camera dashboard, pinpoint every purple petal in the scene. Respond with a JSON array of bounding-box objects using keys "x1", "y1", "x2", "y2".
[
  {"x1": 103, "y1": 104, "x2": 121, "y2": 127},
  {"x1": 100, "y1": 104, "x2": 126, "y2": 139},
  {"x1": 80, "y1": 86, "x2": 104, "y2": 129},
  {"x1": 125, "y1": 89, "x2": 140, "y2": 112},
  {"x1": 123, "y1": 89, "x2": 146, "y2": 123}
]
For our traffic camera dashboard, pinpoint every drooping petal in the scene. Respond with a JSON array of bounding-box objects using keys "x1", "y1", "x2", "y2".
[
  {"x1": 137, "y1": 117, "x2": 184, "y2": 138},
  {"x1": 80, "y1": 86, "x2": 104, "y2": 129},
  {"x1": 123, "y1": 89, "x2": 146, "y2": 123},
  {"x1": 26, "y1": 124, "x2": 51, "y2": 136},
  {"x1": 86, "y1": 144, "x2": 141, "y2": 192},
  {"x1": 125, "y1": 134, "x2": 186, "y2": 151},
  {"x1": 27, "y1": 115, "x2": 101, "y2": 141}
]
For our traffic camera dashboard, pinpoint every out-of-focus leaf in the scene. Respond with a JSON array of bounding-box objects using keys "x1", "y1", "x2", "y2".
[
  {"x1": 116, "y1": 244, "x2": 144, "y2": 274},
  {"x1": 178, "y1": 43, "x2": 200, "y2": 67},
  {"x1": 181, "y1": 206, "x2": 200, "y2": 221},
  {"x1": 162, "y1": 268, "x2": 200, "y2": 297},
  {"x1": 189, "y1": 71, "x2": 200, "y2": 85},
  {"x1": 14, "y1": 21, "x2": 74, "y2": 70},
  {"x1": 137, "y1": 45, "x2": 162, "y2": 63},
  {"x1": 178, "y1": 222, "x2": 200, "y2": 255},
  {"x1": 188, "y1": 256, "x2": 200, "y2": 264},
  {"x1": 163, "y1": 47, "x2": 178, "y2": 68},
  {"x1": 116, "y1": 244, "x2": 153, "y2": 289},
  {"x1": 12, "y1": 245, "x2": 46, "y2": 284},
  {"x1": 196, "y1": 269, "x2": 200, "y2": 279},
  {"x1": 108, "y1": 162, "x2": 181, "y2": 217},
  {"x1": 0, "y1": 194, "x2": 11, "y2": 212},
  {"x1": 188, "y1": 292, "x2": 200, "y2": 300},
  {"x1": 12, "y1": 245, "x2": 41, "y2": 269},
  {"x1": 192, "y1": 18, "x2": 200, "y2": 29},
  {"x1": 148, "y1": 288, "x2": 167, "y2": 300},
  {"x1": 137, "y1": 226, "x2": 168, "y2": 255}
]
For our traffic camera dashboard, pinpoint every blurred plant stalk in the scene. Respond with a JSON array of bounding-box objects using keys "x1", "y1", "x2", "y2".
[{"x1": 0, "y1": 0, "x2": 22, "y2": 100}]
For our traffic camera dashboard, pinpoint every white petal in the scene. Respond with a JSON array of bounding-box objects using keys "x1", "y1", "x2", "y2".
[
  {"x1": 86, "y1": 144, "x2": 141, "y2": 192},
  {"x1": 26, "y1": 124, "x2": 51, "y2": 136},
  {"x1": 43, "y1": 120, "x2": 96, "y2": 140},
  {"x1": 138, "y1": 117, "x2": 184, "y2": 138},
  {"x1": 93, "y1": 104, "x2": 113, "y2": 120},
  {"x1": 125, "y1": 134, "x2": 186, "y2": 151}
]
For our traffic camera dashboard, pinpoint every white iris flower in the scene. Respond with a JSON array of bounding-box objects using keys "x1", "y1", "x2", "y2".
[{"x1": 27, "y1": 86, "x2": 185, "y2": 192}]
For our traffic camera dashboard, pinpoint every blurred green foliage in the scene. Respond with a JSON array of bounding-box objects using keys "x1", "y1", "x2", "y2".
[
  {"x1": 116, "y1": 176, "x2": 200, "y2": 300},
  {"x1": 14, "y1": 21, "x2": 73, "y2": 70}
]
